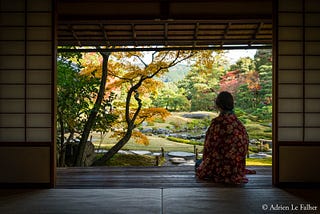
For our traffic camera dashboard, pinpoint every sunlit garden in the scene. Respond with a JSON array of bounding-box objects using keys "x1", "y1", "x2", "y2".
[{"x1": 57, "y1": 49, "x2": 272, "y2": 167}]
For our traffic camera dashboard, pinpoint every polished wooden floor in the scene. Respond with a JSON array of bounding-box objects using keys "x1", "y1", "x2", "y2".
[
  {"x1": 56, "y1": 166, "x2": 272, "y2": 189},
  {"x1": 1, "y1": 166, "x2": 320, "y2": 214}
]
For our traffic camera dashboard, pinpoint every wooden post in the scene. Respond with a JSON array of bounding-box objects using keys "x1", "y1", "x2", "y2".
[
  {"x1": 155, "y1": 156, "x2": 160, "y2": 166},
  {"x1": 194, "y1": 145, "x2": 196, "y2": 154},
  {"x1": 195, "y1": 148, "x2": 198, "y2": 160},
  {"x1": 161, "y1": 147, "x2": 164, "y2": 157}
]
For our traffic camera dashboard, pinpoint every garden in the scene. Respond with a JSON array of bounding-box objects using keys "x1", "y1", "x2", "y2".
[{"x1": 57, "y1": 49, "x2": 272, "y2": 167}]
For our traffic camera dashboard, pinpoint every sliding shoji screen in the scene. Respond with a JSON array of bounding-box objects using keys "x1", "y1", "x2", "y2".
[
  {"x1": 0, "y1": 0, "x2": 55, "y2": 187},
  {"x1": 275, "y1": 0, "x2": 320, "y2": 183}
]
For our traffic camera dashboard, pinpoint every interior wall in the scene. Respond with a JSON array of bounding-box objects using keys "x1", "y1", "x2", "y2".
[
  {"x1": 275, "y1": 0, "x2": 320, "y2": 184},
  {"x1": 0, "y1": 0, "x2": 55, "y2": 187}
]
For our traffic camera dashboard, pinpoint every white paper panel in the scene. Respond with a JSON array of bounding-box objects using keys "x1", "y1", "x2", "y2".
[
  {"x1": 305, "y1": 14, "x2": 320, "y2": 26},
  {"x1": 305, "y1": 0, "x2": 320, "y2": 12},
  {"x1": 27, "y1": 100, "x2": 51, "y2": 113},
  {"x1": 278, "y1": 113, "x2": 303, "y2": 126},
  {"x1": 305, "y1": 113, "x2": 320, "y2": 126},
  {"x1": 278, "y1": 42, "x2": 303, "y2": 55},
  {"x1": 27, "y1": 114, "x2": 51, "y2": 127},
  {"x1": 27, "y1": 128, "x2": 51, "y2": 142},
  {"x1": 0, "y1": 70, "x2": 24, "y2": 84},
  {"x1": 278, "y1": 70, "x2": 303, "y2": 83},
  {"x1": 278, "y1": 85, "x2": 303, "y2": 98},
  {"x1": 278, "y1": 13, "x2": 303, "y2": 26},
  {"x1": 278, "y1": 56, "x2": 303, "y2": 69},
  {"x1": 27, "y1": 27, "x2": 52, "y2": 40},
  {"x1": 278, "y1": 0, "x2": 303, "y2": 11},
  {"x1": 27, "y1": 42, "x2": 52, "y2": 55},
  {"x1": 0, "y1": 114, "x2": 24, "y2": 127},
  {"x1": 0, "y1": 56, "x2": 25, "y2": 69},
  {"x1": 0, "y1": 41, "x2": 24, "y2": 55},
  {"x1": 27, "y1": 0, "x2": 52, "y2": 11},
  {"x1": 305, "y1": 99, "x2": 320, "y2": 112},
  {"x1": 305, "y1": 128, "x2": 320, "y2": 141},
  {"x1": 27, "y1": 56, "x2": 52, "y2": 69},
  {"x1": 305, "y1": 42, "x2": 320, "y2": 55},
  {"x1": 305, "y1": 85, "x2": 320, "y2": 98},
  {"x1": 278, "y1": 128, "x2": 303, "y2": 141},
  {"x1": 27, "y1": 13, "x2": 52, "y2": 26},
  {"x1": 27, "y1": 85, "x2": 51, "y2": 99},
  {"x1": 278, "y1": 27, "x2": 303, "y2": 40},
  {"x1": 0, "y1": 85, "x2": 25, "y2": 99},
  {"x1": 0, "y1": 128, "x2": 25, "y2": 142},
  {"x1": 0, "y1": 27, "x2": 25, "y2": 40},
  {"x1": 305, "y1": 70, "x2": 320, "y2": 83},
  {"x1": 305, "y1": 28, "x2": 320, "y2": 40},
  {"x1": 0, "y1": 100, "x2": 25, "y2": 113},
  {"x1": 278, "y1": 99, "x2": 303, "y2": 112},
  {"x1": 0, "y1": 13, "x2": 24, "y2": 26},
  {"x1": 305, "y1": 56, "x2": 320, "y2": 69},
  {"x1": 27, "y1": 70, "x2": 52, "y2": 84},
  {"x1": 0, "y1": 0, "x2": 25, "y2": 11}
]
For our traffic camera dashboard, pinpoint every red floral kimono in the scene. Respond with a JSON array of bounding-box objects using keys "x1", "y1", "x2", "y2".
[{"x1": 196, "y1": 112, "x2": 249, "y2": 184}]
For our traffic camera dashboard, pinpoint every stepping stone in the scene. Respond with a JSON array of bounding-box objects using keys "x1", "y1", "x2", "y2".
[
  {"x1": 168, "y1": 151, "x2": 195, "y2": 158},
  {"x1": 131, "y1": 150, "x2": 152, "y2": 155},
  {"x1": 178, "y1": 160, "x2": 196, "y2": 166},
  {"x1": 249, "y1": 152, "x2": 272, "y2": 159},
  {"x1": 169, "y1": 157, "x2": 187, "y2": 164}
]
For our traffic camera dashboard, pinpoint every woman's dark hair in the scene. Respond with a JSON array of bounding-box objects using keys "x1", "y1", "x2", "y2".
[{"x1": 215, "y1": 91, "x2": 234, "y2": 111}]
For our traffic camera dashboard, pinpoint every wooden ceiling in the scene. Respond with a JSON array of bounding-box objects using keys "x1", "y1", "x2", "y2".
[{"x1": 57, "y1": 0, "x2": 273, "y2": 50}]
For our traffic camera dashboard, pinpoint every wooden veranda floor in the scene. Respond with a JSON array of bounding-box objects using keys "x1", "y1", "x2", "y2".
[
  {"x1": 56, "y1": 166, "x2": 272, "y2": 189},
  {"x1": 1, "y1": 166, "x2": 319, "y2": 214}
]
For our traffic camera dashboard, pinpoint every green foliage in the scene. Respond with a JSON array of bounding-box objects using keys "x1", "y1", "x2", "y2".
[
  {"x1": 167, "y1": 136, "x2": 203, "y2": 146},
  {"x1": 152, "y1": 83, "x2": 190, "y2": 111},
  {"x1": 230, "y1": 57, "x2": 255, "y2": 73},
  {"x1": 94, "y1": 154, "x2": 164, "y2": 166},
  {"x1": 176, "y1": 53, "x2": 226, "y2": 111}
]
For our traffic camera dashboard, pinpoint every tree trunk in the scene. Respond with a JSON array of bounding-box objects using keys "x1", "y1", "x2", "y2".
[
  {"x1": 94, "y1": 82, "x2": 143, "y2": 164},
  {"x1": 94, "y1": 127, "x2": 133, "y2": 164},
  {"x1": 74, "y1": 51, "x2": 111, "y2": 166}
]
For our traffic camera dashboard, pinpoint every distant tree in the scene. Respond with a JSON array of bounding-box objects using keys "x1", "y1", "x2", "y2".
[
  {"x1": 177, "y1": 50, "x2": 227, "y2": 111},
  {"x1": 230, "y1": 57, "x2": 255, "y2": 73},
  {"x1": 152, "y1": 83, "x2": 190, "y2": 111},
  {"x1": 254, "y1": 49, "x2": 272, "y2": 69}
]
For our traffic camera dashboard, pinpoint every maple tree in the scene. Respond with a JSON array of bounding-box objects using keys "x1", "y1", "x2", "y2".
[{"x1": 94, "y1": 50, "x2": 197, "y2": 164}]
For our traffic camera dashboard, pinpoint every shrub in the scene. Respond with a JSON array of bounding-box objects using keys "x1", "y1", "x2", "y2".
[{"x1": 167, "y1": 136, "x2": 203, "y2": 146}]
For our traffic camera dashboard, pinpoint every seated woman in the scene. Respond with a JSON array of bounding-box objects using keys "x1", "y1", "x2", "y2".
[{"x1": 196, "y1": 91, "x2": 254, "y2": 184}]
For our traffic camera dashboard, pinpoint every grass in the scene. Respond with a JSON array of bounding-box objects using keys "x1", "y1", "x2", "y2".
[
  {"x1": 95, "y1": 153, "x2": 165, "y2": 166},
  {"x1": 246, "y1": 157, "x2": 272, "y2": 166}
]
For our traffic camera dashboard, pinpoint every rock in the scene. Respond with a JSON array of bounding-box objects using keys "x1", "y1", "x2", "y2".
[
  {"x1": 169, "y1": 157, "x2": 187, "y2": 164},
  {"x1": 249, "y1": 152, "x2": 272, "y2": 159},
  {"x1": 178, "y1": 160, "x2": 195, "y2": 166},
  {"x1": 182, "y1": 113, "x2": 210, "y2": 119},
  {"x1": 168, "y1": 151, "x2": 195, "y2": 158},
  {"x1": 84, "y1": 142, "x2": 96, "y2": 166},
  {"x1": 131, "y1": 150, "x2": 152, "y2": 155}
]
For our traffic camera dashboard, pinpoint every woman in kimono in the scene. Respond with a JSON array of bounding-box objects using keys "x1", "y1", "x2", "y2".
[{"x1": 196, "y1": 91, "x2": 254, "y2": 184}]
